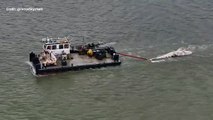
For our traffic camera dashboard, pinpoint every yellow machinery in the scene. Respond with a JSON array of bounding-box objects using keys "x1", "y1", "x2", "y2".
[{"x1": 87, "y1": 49, "x2": 93, "y2": 57}]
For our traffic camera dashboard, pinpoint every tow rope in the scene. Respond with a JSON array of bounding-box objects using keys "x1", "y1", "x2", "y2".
[{"x1": 117, "y1": 52, "x2": 148, "y2": 61}]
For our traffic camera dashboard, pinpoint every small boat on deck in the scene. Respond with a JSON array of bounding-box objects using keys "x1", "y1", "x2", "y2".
[{"x1": 28, "y1": 36, "x2": 121, "y2": 76}]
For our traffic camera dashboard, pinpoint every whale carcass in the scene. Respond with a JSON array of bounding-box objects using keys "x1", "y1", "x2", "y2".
[{"x1": 150, "y1": 48, "x2": 192, "y2": 62}]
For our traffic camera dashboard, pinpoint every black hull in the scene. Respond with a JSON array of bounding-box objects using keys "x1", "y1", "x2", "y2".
[{"x1": 32, "y1": 61, "x2": 121, "y2": 75}]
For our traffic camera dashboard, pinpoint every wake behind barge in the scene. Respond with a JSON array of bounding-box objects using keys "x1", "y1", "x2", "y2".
[{"x1": 29, "y1": 37, "x2": 121, "y2": 76}]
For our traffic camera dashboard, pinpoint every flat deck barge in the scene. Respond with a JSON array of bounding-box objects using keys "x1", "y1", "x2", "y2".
[{"x1": 28, "y1": 37, "x2": 121, "y2": 75}]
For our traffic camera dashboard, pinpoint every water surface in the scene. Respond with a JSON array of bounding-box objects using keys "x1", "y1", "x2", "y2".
[{"x1": 0, "y1": 0, "x2": 213, "y2": 120}]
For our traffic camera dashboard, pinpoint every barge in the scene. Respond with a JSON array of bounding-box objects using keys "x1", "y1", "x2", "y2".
[{"x1": 28, "y1": 37, "x2": 121, "y2": 76}]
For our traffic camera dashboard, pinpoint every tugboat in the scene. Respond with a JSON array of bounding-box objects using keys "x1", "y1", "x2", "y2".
[{"x1": 28, "y1": 36, "x2": 121, "y2": 76}]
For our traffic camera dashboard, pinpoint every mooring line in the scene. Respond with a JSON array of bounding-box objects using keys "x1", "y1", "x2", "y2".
[{"x1": 117, "y1": 52, "x2": 148, "y2": 61}]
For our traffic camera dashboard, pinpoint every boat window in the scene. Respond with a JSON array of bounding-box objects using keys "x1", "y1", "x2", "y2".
[
  {"x1": 47, "y1": 45, "x2": 52, "y2": 50},
  {"x1": 59, "y1": 44, "x2": 63, "y2": 49},
  {"x1": 64, "y1": 44, "x2": 69, "y2": 48},
  {"x1": 52, "y1": 45, "x2": 57, "y2": 50}
]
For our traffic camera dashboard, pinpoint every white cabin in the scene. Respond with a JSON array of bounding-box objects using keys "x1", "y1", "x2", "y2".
[{"x1": 42, "y1": 37, "x2": 70, "y2": 55}]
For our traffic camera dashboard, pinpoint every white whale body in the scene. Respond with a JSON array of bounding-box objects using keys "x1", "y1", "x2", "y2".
[{"x1": 150, "y1": 48, "x2": 192, "y2": 62}]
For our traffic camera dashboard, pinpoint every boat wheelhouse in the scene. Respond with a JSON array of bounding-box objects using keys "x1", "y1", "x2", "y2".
[{"x1": 42, "y1": 37, "x2": 70, "y2": 55}]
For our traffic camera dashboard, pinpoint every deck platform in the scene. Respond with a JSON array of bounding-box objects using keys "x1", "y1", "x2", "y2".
[{"x1": 34, "y1": 53, "x2": 121, "y2": 75}]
